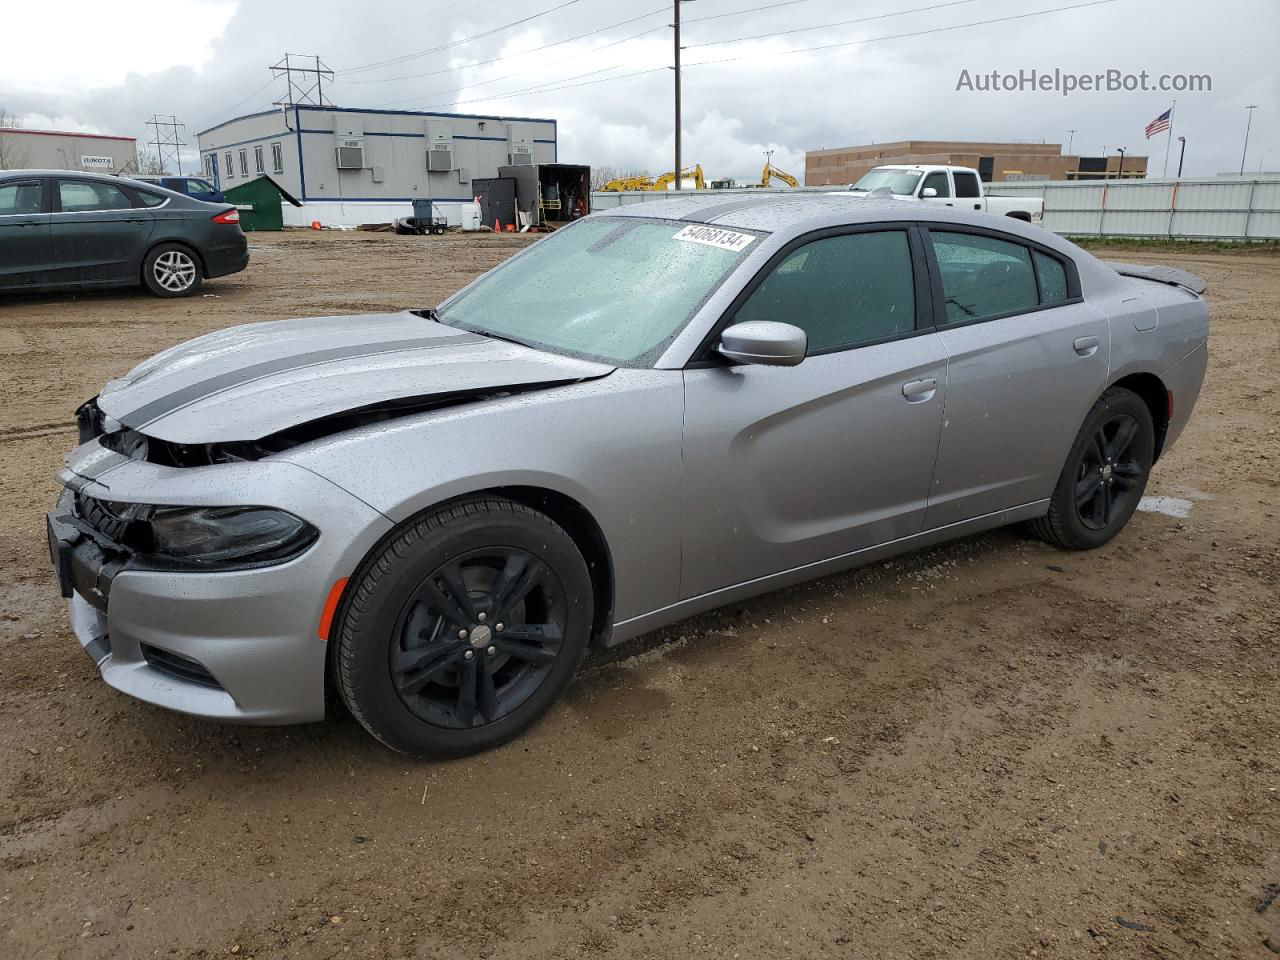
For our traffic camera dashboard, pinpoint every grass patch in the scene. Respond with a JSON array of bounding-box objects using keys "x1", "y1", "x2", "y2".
[{"x1": 1069, "y1": 236, "x2": 1280, "y2": 254}]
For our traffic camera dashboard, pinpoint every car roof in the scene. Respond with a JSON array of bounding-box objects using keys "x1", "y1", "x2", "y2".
[
  {"x1": 0, "y1": 169, "x2": 157, "y2": 183},
  {"x1": 595, "y1": 192, "x2": 983, "y2": 233}
]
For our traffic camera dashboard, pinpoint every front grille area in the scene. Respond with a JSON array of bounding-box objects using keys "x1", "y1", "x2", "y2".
[
  {"x1": 74, "y1": 493, "x2": 139, "y2": 546},
  {"x1": 140, "y1": 644, "x2": 223, "y2": 689}
]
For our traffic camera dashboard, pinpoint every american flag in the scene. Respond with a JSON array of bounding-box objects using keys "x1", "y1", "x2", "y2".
[{"x1": 1145, "y1": 107, "x2": 1173, "y2": 138}]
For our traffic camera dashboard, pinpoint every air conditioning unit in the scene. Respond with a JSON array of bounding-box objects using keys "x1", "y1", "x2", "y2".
[
  {"x1": 427, "y1": 145, "x2": 453, "y2": 171},
  {"x1": 335, "y1": 138, "x2": 365, "y2": 169},
  {"x1": 509, "y1": 145, "x2": 533, "y2": 166}
]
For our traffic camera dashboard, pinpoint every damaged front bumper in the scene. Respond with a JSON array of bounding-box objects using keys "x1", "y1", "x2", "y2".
[{"x1": 48, "y1": 436, "x2": 394, "y2": 724}]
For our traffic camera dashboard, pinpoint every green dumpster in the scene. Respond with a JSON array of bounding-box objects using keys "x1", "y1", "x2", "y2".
[{"x1": 222, "y1": 175, "x2": 302, "y2": 231}]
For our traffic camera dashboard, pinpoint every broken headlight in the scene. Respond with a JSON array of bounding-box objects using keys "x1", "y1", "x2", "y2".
[{"x1": 143, "y1": 506, "x2": 317, "y2": 568}]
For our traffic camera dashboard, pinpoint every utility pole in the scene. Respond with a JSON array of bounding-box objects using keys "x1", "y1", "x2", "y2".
[
  {"x1": 673, "y1": 0, "x2": 682, "y2": 190},
  {"x1": 1066, "y1": 129, "x2": 1077, "y2": 153},
  {"x1": 271, "y1": 53, "x2": 335, "y2": 108},
  {"x1": 145, "y1": 114, "x2": 187, "y2": 174},
  {"x1": 1240, "y1": 104, "x2": 1257, "y2": 175},
  {"x1": 1176, "y1": 136, "x2": 1186, "y2": 178}
]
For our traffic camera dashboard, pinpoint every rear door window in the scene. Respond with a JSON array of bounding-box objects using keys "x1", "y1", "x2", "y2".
[
  {"x1": 57, "y1": 180, "x2": 133, "y2": 212},
  {"x1": 930, "y1": 231, "x2": 1039, "y2": 323},
  {"x1": 953, "y1": 171, "x2": 982, "y2": 198},
  {"x1": 1035, "y1": 251, "x2": 1070, "y2": 303}
]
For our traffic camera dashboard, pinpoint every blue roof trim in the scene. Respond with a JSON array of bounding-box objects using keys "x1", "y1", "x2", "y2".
[
  {"x1": 195, "y1": 108, "x2": 279, "y2": 138},
  {"x1": 297, "y1": 129, "x2": 555, "y2": 145},
  {"x1": 296, "y1": 103, "x2": 557, "y2": 124}
]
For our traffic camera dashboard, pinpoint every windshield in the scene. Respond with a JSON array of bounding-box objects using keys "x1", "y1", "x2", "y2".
[
  {"x1": 851, "y1": 169, "x2": 922, "y2": 196},
  {"x1": 436, "y1": 217, "x2": 761, "y2": 366}
]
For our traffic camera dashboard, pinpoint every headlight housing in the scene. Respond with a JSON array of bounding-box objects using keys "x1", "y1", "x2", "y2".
[{"x1": 144, "y1": 506, "x2": 318, "y2": 568}]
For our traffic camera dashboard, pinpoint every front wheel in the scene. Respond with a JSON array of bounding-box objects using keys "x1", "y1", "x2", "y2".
[
  {"x1": 333, "y1": 497, "x2": 593, "y2": 758},
  {"x1": 1029, "y1": 387, "x2": 1154, "y2": 550},
  {"x1": 142, "y1": 243, "x2": 202, "y2": 297}
]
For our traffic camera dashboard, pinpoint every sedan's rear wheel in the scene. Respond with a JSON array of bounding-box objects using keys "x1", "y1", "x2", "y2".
[
  {"x1": 143, "y1": 243, "x2": 202, "y2": 297},
  {"x1": 334, "y1": 497, "x2": 592, "y2": 757},
  {"x1": 1029, "y1": 387, "x2": 1154, "y2": 550}
]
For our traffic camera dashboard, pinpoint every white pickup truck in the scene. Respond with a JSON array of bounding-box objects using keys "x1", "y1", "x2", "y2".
[{"x1": 845, "y1": 164, "x2": 1045, "y2": 223}]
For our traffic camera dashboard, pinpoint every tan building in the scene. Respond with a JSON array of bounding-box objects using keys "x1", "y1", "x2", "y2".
[
  {"x1": 806, "y1": 140, "x2": 1147, "y2": 186},
  {"x1": 0, "y1": 127, "x2": 138, "y2": 172}
]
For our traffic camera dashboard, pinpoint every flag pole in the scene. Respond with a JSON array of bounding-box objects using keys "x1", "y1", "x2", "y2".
[{"x1": 1162, "y1": 100, "x2": 1176, "y2": 178}]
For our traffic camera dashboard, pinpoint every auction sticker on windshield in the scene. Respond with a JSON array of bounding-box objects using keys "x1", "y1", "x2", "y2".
[{"x1": 672, "y1": 224, "x2": 757, "y2": 253}]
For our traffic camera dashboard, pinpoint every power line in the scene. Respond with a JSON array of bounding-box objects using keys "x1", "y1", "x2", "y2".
[
  {"x1": 683, "y1": 0, "x2": 977, "y2": 48},
  {"x1": 683, "y1": 0, "x2": 823, "y2": 25},
  {"x1": 397, "y1": 0, "x2": 1123, "y2": 111},
  {"x1": 322, "y1": 0, "x2": 504, "y2": 61},
  {"x1": 338, "y1": 7, "x2": 669, "y2": 86},
  {"x1": 686, "y1": 0, "x2": 1122, "y2": 66},
  {"x1": 338, "y1": 0, "x2": 583, "y2": 76},
  {"x1": 369, "y1": 23, "x2": 669, "y2": 108}
]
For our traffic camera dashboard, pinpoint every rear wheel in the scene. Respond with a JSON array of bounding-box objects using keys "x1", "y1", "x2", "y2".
[
  {"x1": 142, "y1": 243, "x2": 202, "y2": 297},
  {"x1": 1029, "y1": 388, "x2": 1154, "y2": 550},
  {"x1": 334, "y1": 497, "x2": 593, "y2": 757}
]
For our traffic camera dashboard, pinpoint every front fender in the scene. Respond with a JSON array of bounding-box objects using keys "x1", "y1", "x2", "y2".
[{"x1": 278, "y1": 370, "x2": 685, "y2": 623}]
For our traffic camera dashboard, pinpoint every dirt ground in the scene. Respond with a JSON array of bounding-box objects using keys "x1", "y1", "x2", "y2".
[{"x1": 1, "y1": 232, "x2": 1277, "y2": 960}]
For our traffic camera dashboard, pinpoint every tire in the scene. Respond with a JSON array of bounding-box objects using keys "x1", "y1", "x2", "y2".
[
  {"x1": 333, "y1": 496, "x2": 593, "y2": 758},
  {"x1": 1028, "y1": 387, "x2": 1154, "y2": 550},
  {"x1": 142, "y1": 243, "x2": 203, "y2": 297}
]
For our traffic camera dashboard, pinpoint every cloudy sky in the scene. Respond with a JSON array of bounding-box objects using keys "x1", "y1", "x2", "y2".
[{"x1": 1, "y1": 0, "x2": 1276, "y2": 180}]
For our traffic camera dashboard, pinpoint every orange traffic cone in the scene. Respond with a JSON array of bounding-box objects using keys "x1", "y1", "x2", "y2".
[{"x1": 310, "y1": 220, "x2": 321, "y2": 230}]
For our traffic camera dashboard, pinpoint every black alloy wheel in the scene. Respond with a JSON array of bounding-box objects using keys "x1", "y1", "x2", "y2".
[
  {"x1": 1028, "y1": 387, "x2": 1155, "y2": 550},
  {"x1": 1073, "y1": 413, "x2": 1145, "y2": 530},
  {"x1": 334, "y1": 496, "x2": 593, "y2": 758},
  {"x1": 391, "y1": 548, "x2": 565, "y2": 729}
]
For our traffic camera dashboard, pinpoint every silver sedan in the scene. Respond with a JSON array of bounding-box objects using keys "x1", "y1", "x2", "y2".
[{"x1": 47, "y1": 196, "x2": 1210, "y2": 756}]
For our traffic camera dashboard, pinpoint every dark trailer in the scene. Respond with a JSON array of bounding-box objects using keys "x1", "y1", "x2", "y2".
[{"x1": 496, "y1": 163, "x2": 590, "y2": 230}]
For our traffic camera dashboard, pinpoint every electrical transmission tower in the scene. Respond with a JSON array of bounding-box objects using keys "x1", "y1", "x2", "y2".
[
  {"x1": 271, "y1": 54, "x2": 335, "y2": 108},
  {"x1": 145, "y1": 114, "x2": 187, "y2": 174}
]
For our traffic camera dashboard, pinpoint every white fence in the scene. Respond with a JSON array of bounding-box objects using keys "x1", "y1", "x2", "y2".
[{"x1": 591, "y1": 177, "x2": 1280, "y2": 241}]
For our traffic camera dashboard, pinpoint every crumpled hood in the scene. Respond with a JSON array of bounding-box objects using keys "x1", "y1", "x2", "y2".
[{"x1": 97, "y1": 311, "x2": 614, "y2": 444}]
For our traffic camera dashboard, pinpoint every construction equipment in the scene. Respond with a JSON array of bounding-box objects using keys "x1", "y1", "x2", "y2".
[
  {"x1": 600, "y1": 164, "x2": 706, "y2": 192},
  {"x1": 599, "y1": 174, "x2": 655, "y2": 192},
  {"x1": 653, "y1": 164, "x2": 706, "y2": 191},
  {"x1": 760, "y1": 161, "x2": 800, "y2": 188}
]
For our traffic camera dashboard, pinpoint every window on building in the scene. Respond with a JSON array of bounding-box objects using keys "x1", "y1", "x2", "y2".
[
  {"x1": 239, "y1": 149, "x2": 248, "y2": 177},
  {"x1": 203, "y1": 154, "x2": 214, "y2": 180},
  {"x1": 254, "y1": 145, "x2": 264, "y2": 174},
  {"x1": 225, "y1": 152, "x2": 234, "y2": 179},
  {"x1": 929, "y1": 231, "x2": 1039, "y2": 324},
  {"x1": 921, "y1": 171, "x2": 951, "y2": 197},
  {"x1": 57, "y1": 180, "x2": 133, "y2": 212},
  {"x1": 271, "y1": 142, "x2": 284, "y2": 173},
  {"x1": 735, "y1": 231, "x2": 917, "y2": 353}
]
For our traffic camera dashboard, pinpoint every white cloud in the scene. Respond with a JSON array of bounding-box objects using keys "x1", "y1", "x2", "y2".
[{"x1": 1, "y1": 0, "x2": 1277, "y2": 180}]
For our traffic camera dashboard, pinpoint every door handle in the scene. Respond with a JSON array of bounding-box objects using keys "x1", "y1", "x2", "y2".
[
  {"x1": 123, "y1": 218, "x2": 147, "y2": 223},
  {"x1": 902, "y1": 378, "x2": 937, "y2": 402},
  {"x1": 945, "y1": 202, "x2": 954, "y2": 206},
  {"x1": 974, "y1": 203, "x2": 982, "y2": 210},
  {"x1": 1073, "y1": 335, "x2": 1100, "y2": 357}
]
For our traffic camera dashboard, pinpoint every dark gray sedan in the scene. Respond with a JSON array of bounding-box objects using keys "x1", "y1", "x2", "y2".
[{"x1": 0, "y1": 169, "x2": 248, "y2": 297}]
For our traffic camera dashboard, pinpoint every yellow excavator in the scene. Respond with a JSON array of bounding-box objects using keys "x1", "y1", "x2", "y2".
[
  {"x1": 760, "y1": 160, "x2": 800, "y2": 188},
  {"x1": 600, "y1": 164, "x2": 706, "y2": 192},
  {"x1": 652, "y1": 164, "x2": 706, "y2": 191}
]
